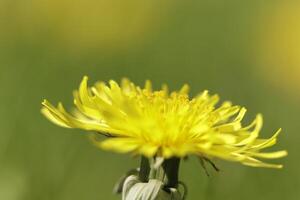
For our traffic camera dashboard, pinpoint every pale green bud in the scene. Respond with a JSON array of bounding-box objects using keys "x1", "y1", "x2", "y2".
[{"x1": 122, "y1": 175, "x2": 182, "y2": 200}]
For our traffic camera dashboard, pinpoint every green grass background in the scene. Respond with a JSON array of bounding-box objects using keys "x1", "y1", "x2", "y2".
[{"x1": 0, "y1": 1, "x2": 298, "y2": 200}]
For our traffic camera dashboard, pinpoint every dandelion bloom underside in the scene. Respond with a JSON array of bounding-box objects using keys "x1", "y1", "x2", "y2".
[{"x1": 41, "y1": 76, "x2": 287, "y2": 168}]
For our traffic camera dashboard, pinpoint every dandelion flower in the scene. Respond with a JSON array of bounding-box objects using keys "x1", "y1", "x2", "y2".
[{"x1": 41, "y1": 76, "x2": 287, "y2": 169}]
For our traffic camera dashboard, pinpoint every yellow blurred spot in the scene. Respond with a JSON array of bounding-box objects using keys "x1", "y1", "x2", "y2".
[{"x1": 255, "y1": 2, "x2": 300, "y2": 95}]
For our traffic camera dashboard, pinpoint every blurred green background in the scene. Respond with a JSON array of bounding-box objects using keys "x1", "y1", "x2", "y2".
[{"x1": 0, "y1": 0, "x2": 299, "y2": 199}]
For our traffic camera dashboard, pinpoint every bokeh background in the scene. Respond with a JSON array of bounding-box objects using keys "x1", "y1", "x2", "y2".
[{"x1": 0, "y1": 0, "x2": 299, "y2": 199}]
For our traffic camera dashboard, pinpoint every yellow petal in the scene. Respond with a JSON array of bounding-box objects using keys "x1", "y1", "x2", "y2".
[
  {"x1": 247, "y1": 150, "x2": 288, "y2": 159},
  {"x1": 99, "y1": 138, "x2": 141, "y2": 153}
]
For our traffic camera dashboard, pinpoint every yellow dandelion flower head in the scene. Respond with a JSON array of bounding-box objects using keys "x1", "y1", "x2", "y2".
[{"x1": 41, "y1": 76, "x2": 287, "y2": 168}]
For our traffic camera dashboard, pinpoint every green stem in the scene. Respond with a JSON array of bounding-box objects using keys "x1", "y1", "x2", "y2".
[
  {"x1": 139, "y1": 156, "x2": 150, "y2": 182},
  {"x1": 162, "y1": 157, "x2": 180, "y2": 188},
  {"x1": 148, "y1": 157, "x2": 181, "y2": 188}
]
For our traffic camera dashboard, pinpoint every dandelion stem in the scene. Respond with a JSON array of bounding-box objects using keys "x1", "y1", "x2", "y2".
[
  {"x1": 139, "y1": 156, "x2": 150, "y2": 182},
  {"x1": 163, "y1": 157, "x2": 180, "y2": 189}
]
